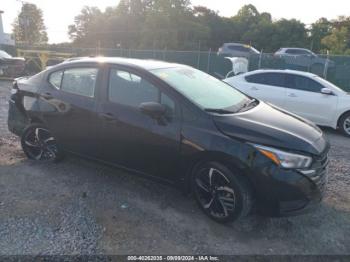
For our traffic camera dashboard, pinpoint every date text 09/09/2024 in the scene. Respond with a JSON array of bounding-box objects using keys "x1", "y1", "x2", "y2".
[{"x1": 127, "y1": 256, "x2": 219, "y2": 261}]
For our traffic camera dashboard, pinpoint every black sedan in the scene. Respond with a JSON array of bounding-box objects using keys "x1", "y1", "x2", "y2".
[{"x1": 8, "y1": 57, "x2": 330, "y2": 223}]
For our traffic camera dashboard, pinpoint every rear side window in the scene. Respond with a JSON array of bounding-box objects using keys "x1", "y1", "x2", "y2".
[
  {"x1": 228, "y1": 45, "x2": 249, "y2": 52},
  {"x1": 285, "y1": 74, "x2": 324, "y2": 92},
  {"x1": 61, "y1": 68, "x2": 98, "y2": 97},
  {"x1": 49, "y1": 71, "x2": 63, "y2": 89},
  {"x1": 286, "y1": 49, "x2": 309, "y2": 55},
  {"x1": 246, "y1": 73, "x2": 285, "y2": 87}
]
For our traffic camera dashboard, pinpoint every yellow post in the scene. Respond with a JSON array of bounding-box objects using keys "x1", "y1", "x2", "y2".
[{"x1": 38, "y1": 52, "x2": 50, "y2": 70}]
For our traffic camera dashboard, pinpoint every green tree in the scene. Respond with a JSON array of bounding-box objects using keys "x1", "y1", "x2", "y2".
[
  {"x1": 310, "y1": 18, "x2": 332, "y2": 53},
  {"x1": 270, "y1": 19, "x2": 308, "y2": 51},
  {"x1": 67, "y1": 1, "x2": 349, "y2": 54},
  {"x1": 229, "y1": 5, "x2": 308, "y2": 53},
  {"x1": 193, "y1": 6, "x2": 233, "y2": 49},
  {"x1": 68, "y1": 6, "x2": 103, "y2": 47},
  {"x1": 322, "y1": 26, "x2": 350, "y2": 54},
  {"x1": 231, "y1": 4, "x2": 261, "y2": 43},
  {"x1": 12, "y1": 3, "x2": 48, "y2": 45}
]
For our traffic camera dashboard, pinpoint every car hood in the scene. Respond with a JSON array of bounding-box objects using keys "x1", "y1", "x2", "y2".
[{"x1": 213, "y1": 102, "x2": 327, "y2": 155}]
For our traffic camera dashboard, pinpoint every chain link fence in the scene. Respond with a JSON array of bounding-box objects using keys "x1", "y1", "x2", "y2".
[{"x1": 1, "y1": 45, "x2": 350, "y2": 92}]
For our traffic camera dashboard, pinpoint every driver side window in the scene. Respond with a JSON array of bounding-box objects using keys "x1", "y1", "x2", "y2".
[
  {"x1": 109, "y1": 69, "x2": 159, "y2": 107},
  {"x1": 108, "y1": 69, "x2": 176, "y2": 115}
]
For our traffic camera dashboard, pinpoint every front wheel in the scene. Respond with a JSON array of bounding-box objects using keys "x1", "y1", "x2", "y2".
[
  {"x1": 339, "y1": 112, "x2": 350, "y2": 137},
  {"x1": 192, "y1": 162, "x2": 253, "y2": 223},
  {"x1": 21, "y1": 124, "x2": 64, "y2": 162}
]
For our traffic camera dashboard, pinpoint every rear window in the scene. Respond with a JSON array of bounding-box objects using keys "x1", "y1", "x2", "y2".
[
  {"x1": 286, "y1": 49, "x2": 310, "y2": 55},
  {"x1": 48, "y1": 67, "x2": 98, "y2": 97},
  {"x1": 61, "y1": 68, "x2": 98, "y2": 97}
]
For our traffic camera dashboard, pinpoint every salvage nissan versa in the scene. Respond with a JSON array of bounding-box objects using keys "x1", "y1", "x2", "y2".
[{"x1": 8, "y1": 57, "x2": 330, "y2": 223}]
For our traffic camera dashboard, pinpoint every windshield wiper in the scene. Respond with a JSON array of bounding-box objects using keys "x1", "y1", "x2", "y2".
[
  {"x1": 238, "y1": 99, "x2": 258, "y2": 112},
  {"x1": 204, "y1": 108, "x2": 234, "y2": 114}
]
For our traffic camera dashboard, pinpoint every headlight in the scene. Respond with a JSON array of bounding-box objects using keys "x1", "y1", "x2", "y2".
[{"x1": 252, "y1": 144, "x2": 313, "y2": 169}]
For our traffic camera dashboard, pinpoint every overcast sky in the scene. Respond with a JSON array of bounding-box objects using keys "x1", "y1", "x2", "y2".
[{"x1": 1, "y1": 0, "x2": 350, "y2": 43}]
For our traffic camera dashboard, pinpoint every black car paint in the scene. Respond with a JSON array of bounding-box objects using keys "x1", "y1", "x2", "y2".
[{"x1": 8, "y1": 58, "x2": 330, "y2": 217}]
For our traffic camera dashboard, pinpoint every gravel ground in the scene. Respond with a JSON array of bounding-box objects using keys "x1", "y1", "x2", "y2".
[{"x1": 0, "y1": 80, "x2": 349, "y2": 255}]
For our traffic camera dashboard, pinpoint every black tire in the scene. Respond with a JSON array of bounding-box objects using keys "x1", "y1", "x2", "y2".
[
  {"x1": 192, "y1": 161, "x2": 253, "y2": 223},
  {"x1": 21, "y1": 124, "x2": 64, "y2": 162},
  {"x1": 339, "y1": 112, "x2": 350, "y2": 137}
]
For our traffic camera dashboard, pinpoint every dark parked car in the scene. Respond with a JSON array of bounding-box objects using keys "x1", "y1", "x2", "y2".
[
  {"x1": 0, "y1": 50, "x2": 25, "y2": 78},
  {"x1": 8, "y1": 57, "x2": 330, "y2": 223}
]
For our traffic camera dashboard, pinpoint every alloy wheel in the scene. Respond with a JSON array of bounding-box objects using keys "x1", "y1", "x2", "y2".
[
  {"x1": 194, "y1": 167, "x2": 236, "y2": 219},
  {"x1": 22, "y1": 127, "x2": 58, "y2": 161}
]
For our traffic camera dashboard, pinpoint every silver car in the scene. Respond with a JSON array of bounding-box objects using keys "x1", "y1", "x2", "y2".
[
  {"x1": 217, "y1": 43, "x2": 260, "y2": 58},
  {"x1": 274, "y1": 48, "x2": 335, "y2": 75}
]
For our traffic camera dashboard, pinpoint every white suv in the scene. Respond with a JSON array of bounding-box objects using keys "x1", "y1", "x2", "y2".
[{"x1": 224, "y1": 69, "x2": 350, "y2": 136}]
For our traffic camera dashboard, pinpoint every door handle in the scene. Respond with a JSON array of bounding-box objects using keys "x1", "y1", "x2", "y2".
[
  {"x1": 288, "y1": 93, "x2": 297, "y2": 98},
  {"x1": 251, "y1": 86, "x2": 259, "y2": 91},
  {"x1": 99, "y1": 112, "x2": 117, "y2": 121},
  {"x1": 42, "y1": 92, "x2": 53, "y2": 99}
]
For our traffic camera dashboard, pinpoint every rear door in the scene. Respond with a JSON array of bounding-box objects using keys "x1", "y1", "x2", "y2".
[
  {"x1": 96, "y1": 66, "x2": 182, "y2": 180},
  {"x1": 284, "y1": 74, "x2": 338, "y2": 125},
  {"x1": 243, "y1": 72, "x2": 287, "y2": 107},
  {"x1": 40, "y1": 65, "x2": 100, "y2": 156}
]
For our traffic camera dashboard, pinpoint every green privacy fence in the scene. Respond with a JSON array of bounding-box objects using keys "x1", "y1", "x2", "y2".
[{"x1": 5, "y1": 45, "x2": 350, "y2": 92}]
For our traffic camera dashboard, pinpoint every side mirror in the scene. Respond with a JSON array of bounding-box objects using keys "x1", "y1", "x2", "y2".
[
  {"x1": 139, "y1": 102, "x2": 167, "y2": 120},
  {"x1": 321, "y1": 88, "x2": 334, "y2": 95}
]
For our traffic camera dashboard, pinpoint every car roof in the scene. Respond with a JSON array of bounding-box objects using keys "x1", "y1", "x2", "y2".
[
  {"x1": 223, "y1": 43, "x2": 248, "y2": 46},
  {"x1": 60, "y1": 57, "x2": 183, "y2": 71},
  {"x1": 242, "y1": 69, "x2": 318, "y2": 78},
  {"x1": 280, "y1": 47, "x2": 310, "y2": 51}
]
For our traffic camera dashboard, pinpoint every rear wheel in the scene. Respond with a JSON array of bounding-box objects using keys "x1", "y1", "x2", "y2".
[
  {"x1": 339, "y1": 112, "x2": 350, "y2": 137},
  {"x1": 192, "y1": 161, "x2": 253, "y2": 223},
  {"x1": 21, "y1": 124, "x2": 64, "y2": 162}
]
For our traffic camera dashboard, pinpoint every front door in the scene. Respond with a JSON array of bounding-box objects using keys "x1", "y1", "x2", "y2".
[
  {"x1": 244, "y1": 72, "x2": 287, "y2": 107},
  {"x1": 284, "y1": 74, "x2": 338, "y2": 125},
  {"x1": 96, "y1": 67, "x2": 182, "y2": 181}
]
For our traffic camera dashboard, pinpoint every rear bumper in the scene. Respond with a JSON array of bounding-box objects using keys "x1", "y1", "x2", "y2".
[{"x1": 7, "y1": 98, "x2": 28, "y2": 136}]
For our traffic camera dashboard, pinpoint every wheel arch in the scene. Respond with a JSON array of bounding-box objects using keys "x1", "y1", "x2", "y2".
[
  {"x1": 337, "y1": 110, "x2": 350, "y2": 128},
  {"x1": 183, "y1": 150, "x2": 255, "y2": 195},
  {"x1": 30, "y1": 116, "x2": 45, "y2": 125}
]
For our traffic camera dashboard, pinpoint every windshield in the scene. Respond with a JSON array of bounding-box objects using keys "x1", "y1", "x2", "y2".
[
  {"x1": 250, "y1": 47, "x2": 260, "y2": 54},
  {"x1": 151, "y1": 66, "x2": 251, "y2": 112},
  {"x1": 0, "y1": 50, "x2": 12, "y2": 59}
]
